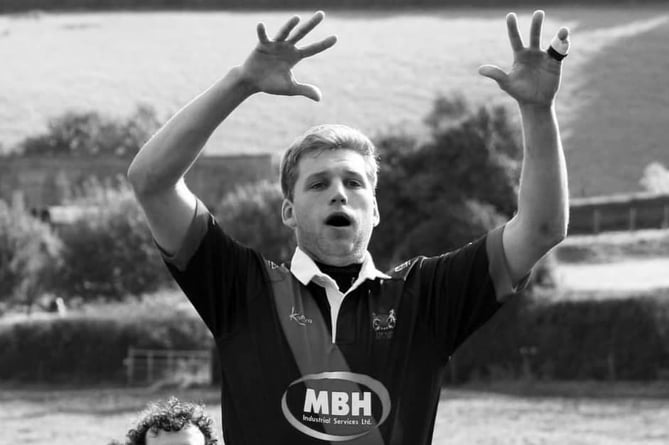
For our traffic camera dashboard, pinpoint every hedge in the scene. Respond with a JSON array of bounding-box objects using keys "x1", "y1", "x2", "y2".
[
  {"x1": 447, "y1": 293, "x2": 669, "y2": 382},
  {"x1": 3, "y1": 293, "x2": 669, "y2": 383},
  {"x1": 0, "y1": 315, "x2": 213, "y2": 383}
]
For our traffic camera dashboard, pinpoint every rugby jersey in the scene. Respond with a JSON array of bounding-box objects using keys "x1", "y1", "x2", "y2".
[{"x1": 163, "y1": 200, "x2": 524, "y2": 444}]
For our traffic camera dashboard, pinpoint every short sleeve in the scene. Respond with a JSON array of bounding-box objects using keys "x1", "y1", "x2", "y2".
[
  {"x1": 414, "y1": 225, "x2": 528, "y2": 363},
  {"x1": 486, "y1": 224, "x2": 531, "y2": 300},
  {"x1": 160, "y1": 200, "x2": 265, "y2": 338},
  {"x1": 158, "y1": 199, "x2": 210, "y2": 271}
]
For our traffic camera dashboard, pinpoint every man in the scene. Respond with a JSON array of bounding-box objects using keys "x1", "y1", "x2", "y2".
[
  {"x1": 112, "y1": 397, "x2": 219, "y2": 445},
  {"x1": 128, "y1": 10, "x2": 569, "y2": 444}
]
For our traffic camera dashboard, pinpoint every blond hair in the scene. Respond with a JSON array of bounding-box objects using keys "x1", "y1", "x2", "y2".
[{"x1": 280, "y1": 124, "x2": 378, "y2": 200}]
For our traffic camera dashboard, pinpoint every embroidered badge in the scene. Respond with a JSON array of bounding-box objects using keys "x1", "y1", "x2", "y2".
[
  {"x1": 394, "y1": 260, "x2": 411, "y2": 273},
  {"x1": 371, "y1": 309, "x2": 396, "y2": 340},
  {"x1": 289, "y1": 306, "x2": 312, "y2": 326}
]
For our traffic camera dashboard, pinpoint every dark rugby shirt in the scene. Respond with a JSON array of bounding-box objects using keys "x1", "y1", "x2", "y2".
[{"x1": 163, "y1": 200, "x2": 524, "y2": 445}]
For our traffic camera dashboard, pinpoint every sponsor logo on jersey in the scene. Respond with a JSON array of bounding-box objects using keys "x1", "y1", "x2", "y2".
[
  {"x1": 281, "y1": 371, "x2": 391, "y2": 442},
  {"x1": 289, "y1": 306, "x2": 312, "y2": 326}
]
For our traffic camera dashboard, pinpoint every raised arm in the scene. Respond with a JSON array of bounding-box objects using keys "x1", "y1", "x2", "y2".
[
  {"x1": 479, "y1": 10, "x2": 570, "y2": 283},
  {"x1": 127, "y1": 11, "x2": 337, "y2": 254}
]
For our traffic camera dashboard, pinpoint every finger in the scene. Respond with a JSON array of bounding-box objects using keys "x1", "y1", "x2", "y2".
[
  {"x1": 478, "y1": 64, "x2": 509, "y2": 87},
  {"x1": 274, "y1": 15, "x2": 300, "y2": 41},
  {"x1": 299, "y1": 35, "x2": 338, "y2": 58},
  {"x1": 256, "y1": 23, "x2": 270, "y2": 44},
  {"x1": 506, "y1": 12, "x2": 524, "y2": 52},
  {"x1": 557, "y1": 26, "x2": 569, "y2": 41},
  {"x1": 529, "y1": 10, "x2": 544, "y2": 50},
  {"x1": 549, "y1": 27, "x2": 570, "y2": 58},
  {"x1": 287, "y1": 10, "x2": 325, "y2": 44},
  {"x1": 292, "y1": 82, "x2": 322, "y2": 102}
]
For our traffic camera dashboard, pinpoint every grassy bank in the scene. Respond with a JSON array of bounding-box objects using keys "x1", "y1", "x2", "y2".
[{"x1": 2, "y1": 382, "x2": 669, "y2": 445}]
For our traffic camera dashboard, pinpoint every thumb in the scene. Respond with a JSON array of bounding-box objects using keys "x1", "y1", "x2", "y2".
[
  {"x1": 478, "y1": 64, "x2": 509, "y2": 87},
  {"x1": 292, "y1": 82, "x2": 322, "y2": 102}
]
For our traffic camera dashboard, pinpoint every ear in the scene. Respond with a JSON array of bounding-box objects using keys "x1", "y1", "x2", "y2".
[
  {"x1": 372, "y1": 196, "x2": 380, "y2": 227},
  {"x1": 281, "y1": 198, "x2": 297, "y2": 229}
]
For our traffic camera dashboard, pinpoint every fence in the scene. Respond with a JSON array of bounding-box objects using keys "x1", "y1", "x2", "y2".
[
  {"x1": 569, "y1": 192, "x2": 669, "y2": 234},
  {"x1": 123, "y1": 347, "x2": 213, "y2": 386}
]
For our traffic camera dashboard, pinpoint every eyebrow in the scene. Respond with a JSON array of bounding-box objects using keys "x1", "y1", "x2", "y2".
[{"x1": 303, "y1": 169, "x2": 365, "y2": 183}]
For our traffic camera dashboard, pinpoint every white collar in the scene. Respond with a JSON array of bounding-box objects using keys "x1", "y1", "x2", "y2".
[{"x1": 290, "y1": 247, "x2": 390, "y2": 293}]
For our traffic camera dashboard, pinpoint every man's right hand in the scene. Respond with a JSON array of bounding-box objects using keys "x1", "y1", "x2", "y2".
[{"x1": 238, "y1": 11, "x2": 337, "y2": 102}]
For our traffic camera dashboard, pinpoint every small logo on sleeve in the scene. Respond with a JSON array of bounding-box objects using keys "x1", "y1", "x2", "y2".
[
  {"x1": 371, "y1": 309, "x2": 396, "y2": 340},
  {"x1": 289, "y1": 306, "x2": 313, "y2": 326}
]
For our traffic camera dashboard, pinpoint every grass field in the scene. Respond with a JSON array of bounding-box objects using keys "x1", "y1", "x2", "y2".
[
  {"x1": 1, "y1": 6, "x2": 669, "y2": 197},
  {"x1": 551, "y1": 228, "x2": 669, "y2": 293},
  {"x1": 2, "y1": 382, "x2": 669, "y2": 445}
]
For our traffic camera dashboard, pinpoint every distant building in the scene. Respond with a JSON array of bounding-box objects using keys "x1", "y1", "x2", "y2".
[{"x1": 0, "y1": 154, "x2": 275, "y2": 212}]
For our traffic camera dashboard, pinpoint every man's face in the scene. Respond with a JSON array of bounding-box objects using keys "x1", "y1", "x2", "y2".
[
  {"x1": 145, "y1": 424, "x2": 205, "y2": 445},
  {"x1": 282, "y1": 148, "x2": 379, "y2": 266}
]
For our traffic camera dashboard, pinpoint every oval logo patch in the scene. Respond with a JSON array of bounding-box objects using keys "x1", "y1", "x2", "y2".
[{"x1": 281, "y1": 371, "x2": 391, "y2": 442}]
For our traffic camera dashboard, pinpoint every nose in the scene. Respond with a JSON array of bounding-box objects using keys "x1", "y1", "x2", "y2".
[{"x1": 329, "y1": 181, "x2": 347, "y2": 205}]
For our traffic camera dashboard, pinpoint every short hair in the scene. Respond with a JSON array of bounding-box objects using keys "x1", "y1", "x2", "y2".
[
  {"x1": 123, "y1": 397, "x2": 218, "y2": 445},
  {"x1": 280, "y1": 124, "x2": 379, "y2": 201}
]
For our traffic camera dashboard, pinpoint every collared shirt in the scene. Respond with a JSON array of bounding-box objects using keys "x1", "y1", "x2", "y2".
[
  {"x1": 290, "y1": 247, "x2": 391, "y2": 343},
  {"x1": 162, "y1": 199, "x2": 527, "y2": 445}
]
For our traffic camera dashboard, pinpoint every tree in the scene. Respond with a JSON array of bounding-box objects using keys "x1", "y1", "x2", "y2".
[
  {"x1": 216, "y1": 180, "x2": 295, "y2": 265},
  {"x1": 370, "y1": 95, "x2": 522, "y2": 269},
  {"x1": 0, "y1": 198, "x2": 63, "y2": 313},
  {"x1": 640, "y1": 162, "x2": 669, "y2": 194},
  {"x1": 56, "y1": 178, "x2": 172, "y2": 301},
  {"x1": 19, "y1": 105, "x2": 161, "y2": 158}
]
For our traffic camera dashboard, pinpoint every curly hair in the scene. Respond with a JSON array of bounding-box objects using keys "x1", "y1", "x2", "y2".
[{"x1": 123, "y1": 397, "x2": 218, "y2": 445}]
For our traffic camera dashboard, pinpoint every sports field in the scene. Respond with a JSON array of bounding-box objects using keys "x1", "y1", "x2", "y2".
[
  {"x1": 2, "y1": 382, "x2": 669, "y2": 445},
  {"x1": 2, "y1": 7, "x2": 669, "y2": 445}
]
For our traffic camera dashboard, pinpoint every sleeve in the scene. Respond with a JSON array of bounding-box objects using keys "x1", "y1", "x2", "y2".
[
  {"x1": 416, "y1": 224, "x2": 529, "y2": 362},
  {"x1": 159, "y1": 199, "x2": 265, "y2": 338}
]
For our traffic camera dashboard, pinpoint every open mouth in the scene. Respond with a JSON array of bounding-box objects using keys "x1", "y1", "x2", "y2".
[{"x1": 325, "y1": 213, "x2": 352, "y2": 227}]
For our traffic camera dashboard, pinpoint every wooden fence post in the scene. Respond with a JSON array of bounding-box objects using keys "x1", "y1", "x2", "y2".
[
  {"x1": 147, "y1": 350, "x2": 154, "y2": 383},
  {"x1": 127, "y1": 347, "x2": 135, "y2": 385},
  {"x1": 593, "y1": 208, "x2": 601, "y2": 234},
  {"x1": 167, "y1": 350, "x2": 174, "y2": 375},
  {"x1": 629, "y1": 207, "x2": 636, "y2": 231}
]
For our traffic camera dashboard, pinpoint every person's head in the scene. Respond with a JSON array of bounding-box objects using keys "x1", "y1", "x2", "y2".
[
  {"x1": 279, "y1": 124, "x2": 381, "y2": 266},
  {"x1": 123, "y1": 397, "x2": 218, "y2": 445}
]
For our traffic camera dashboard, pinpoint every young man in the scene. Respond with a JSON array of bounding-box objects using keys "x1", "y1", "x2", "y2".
[
  {"x1": 128, "y1": 10, "x2": 569, "y2": 444},
  {"x1": 111, "y1": 397, "x2": 219, "y2": 445}
]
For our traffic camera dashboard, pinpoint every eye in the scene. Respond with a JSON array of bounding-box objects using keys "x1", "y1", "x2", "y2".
[
  {"x1": 346, "y1": 178, "x2": 363, "y2": 188},
  {"x1": 309, "y1": 181, "x2": 326, "y2": 190}
]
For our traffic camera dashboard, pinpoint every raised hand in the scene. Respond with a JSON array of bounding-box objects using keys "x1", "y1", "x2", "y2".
[
  {"x1": 479, "y1": 11, "x2": 570, "y2": 107},
  {"x1": 239, "y1": 11, "x2": 337, "y2": 102}
]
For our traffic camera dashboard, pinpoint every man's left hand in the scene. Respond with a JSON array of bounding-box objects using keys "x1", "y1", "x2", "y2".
[{"x1": 479, "y1": 10, "x2": 570, "y2": 108}]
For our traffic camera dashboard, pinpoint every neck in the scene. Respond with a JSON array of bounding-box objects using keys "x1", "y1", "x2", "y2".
[
  {"x1": 303, "y1": 248, "x2": 366, "y2": 267},
  {"x1": 314, "y1": 261, "x2": 362, "y2": 293}
]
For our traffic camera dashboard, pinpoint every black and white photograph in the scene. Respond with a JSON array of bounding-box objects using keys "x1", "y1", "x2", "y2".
[{"x1": 1, "y1": 0, "x2": 669, "y2": 444}]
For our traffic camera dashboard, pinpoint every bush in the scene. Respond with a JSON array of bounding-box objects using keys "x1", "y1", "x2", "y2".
[
  {"x1": 216, "y1": 180, "x2": 295, "y2": 264},
  {"x1": 0, "y1": 315, "x2": 212, "y2": 383},
  {"x1": 19, "y1": 105, "x2": 160, "y2": 158},
  {"x1": 56, "y1": 179, "x2": 172, "y2": 301},
  {"x1": 446, "y1": 293, "x2": 669, "y2": 383},
  {"x1": 0, "y1": 198, "x2": 63, "y2": 313}
]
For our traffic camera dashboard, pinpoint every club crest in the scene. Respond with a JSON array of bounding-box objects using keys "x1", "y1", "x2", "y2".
[{"x1": 371, "y1": 309, "x2": 396, "y2": 340}]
